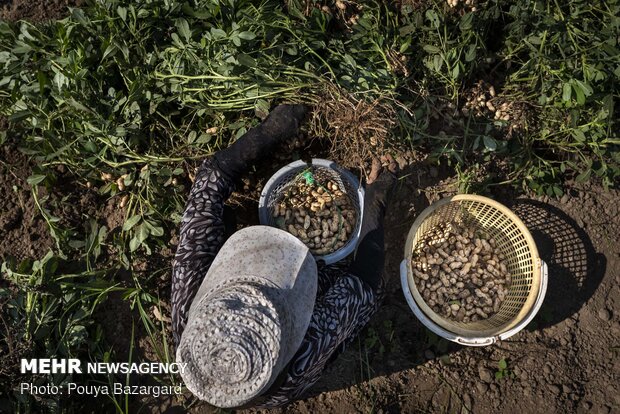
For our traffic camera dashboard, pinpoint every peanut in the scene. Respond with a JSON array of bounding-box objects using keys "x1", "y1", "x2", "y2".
[{"x1": 411, "y1": 220, "x2": 511, "y2": 323}]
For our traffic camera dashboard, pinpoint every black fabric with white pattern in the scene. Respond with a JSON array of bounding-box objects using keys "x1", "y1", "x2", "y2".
[
  {"x1": 171, "y1": 158, "x2": 383, "y2": 408},
  {"x1": 171, "y1": 159, "x2": 234, "y2": 346}
]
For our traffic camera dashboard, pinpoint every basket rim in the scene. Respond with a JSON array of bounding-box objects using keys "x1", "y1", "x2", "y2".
[
  {"x1": 258, "y1": 158, "x2": 364, "y2": 265},
  {"x1": 402, "y1": 194, "x2": 542, "y2": 338}
]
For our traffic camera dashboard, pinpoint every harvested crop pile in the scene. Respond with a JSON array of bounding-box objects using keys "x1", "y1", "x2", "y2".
[
  {"x1": 411, "y1": 221, "x2": 511, "y2": 323},
  {"x1": 271, "y1": 173, "x2": 357, "y2": 256}
]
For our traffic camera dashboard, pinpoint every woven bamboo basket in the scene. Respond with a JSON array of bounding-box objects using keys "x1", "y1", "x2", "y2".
[{"x1": 400, "y1": 195, "x2": 548, "y2": 346}]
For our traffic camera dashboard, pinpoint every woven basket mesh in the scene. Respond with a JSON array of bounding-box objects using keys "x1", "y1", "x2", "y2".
[
  {"x1": 261, "y1": 162, "x2": 362, "y2": 262},
  {"x1": 407, "y1": 196, "x2": 540, "y2": 337}
]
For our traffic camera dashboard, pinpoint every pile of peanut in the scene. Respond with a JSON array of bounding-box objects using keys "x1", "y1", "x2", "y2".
[
  {"x1": 446, "y1": 0, "x2": 478, "y2": 11},
  {"x1": 272, "y1": 177, "x2": 356, "y2": 256},
  {"x1": 412, "y1": 221, "x2": 512, "y2": 323}
]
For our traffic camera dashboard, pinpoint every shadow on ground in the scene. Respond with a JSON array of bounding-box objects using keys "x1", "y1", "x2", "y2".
[{"x1": 508, "y1": 199, "x2": 607, "y2": 330}]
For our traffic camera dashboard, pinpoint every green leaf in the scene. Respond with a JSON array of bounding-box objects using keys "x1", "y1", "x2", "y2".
[
  {"x1": 8, "y1": 110, "x2": 30, "y2": 123},
  {"x1": 210, "y1": 28, "x2": 226, "y2": 39},
  {"x1": 425, "y1": 10, "x2": 440, "y2": 28},
  {"x1": 495, "y1": 371, "x2": 503, "y2": 380},
  {"x1": 176, "y1": 18, "x2": 191, "y2": 42},
  {"x1": 149, "y1": 226, "x2": 164, "y2": 237},
  {"x1": 465, "y1": 44, "x2": 476, "y2": 62},
  {"x1": 238, "y1": 31, "x2": 256, "y2": 40},
  {"x1": 483, "y1": 136, "x2": 497, "y2": 151},
  {"x1": 237, "y1": 53, "x2": 256, "y2": 67},
  {"x1": 527, "y1": 35, "x2": 541, "y2": 45},
  {"x1": 498, "y1": 359, "x2": 507, "y2": 370},
  {"x1": 170, "y1": 33, "x2": 183, "y2": 47},
  {"x1": 27, "y1": 174, "x2": 47, "y2": 185},
  {"x1": 187, "y1": 131, "x2": 197, "y2": 144},
  {"x1": 575, "y1": 169, "x2": 591, "y2": 183},
  {"x1": 122, "y1": 215, "x2": 141, "y2": 231},
  {"x1": 423, "y1": 44, "x2": 441, "y2": 54},
  {"x1": 343, "y1": 54, "x2": 357, "y2": 68},
  {"x1": 452, "y1": 64, "x2": 460, "y2": 79},
  {"x1": 572, "y1": 83, "x2": 586, "y2": 105},
  {"x1": 400, "y1": 39, "x2": 411, "y2": 53},
  {"x1": 433, "y1": 55, "x2": 443, "y2": 71},
  {"x1": 145, "y1": 220, "x2": 164, "y2": 237},
  {"x1": 399, "y1": 24, "x2": 415, "y2": 36},
  {"x1": 255, "y1": 99, "x2": 270, "y2": 119},
  {"x1": 129, "y1": 236, "x2": 140, "y2": 252},
  {"x1": 572, "y1": 129, "x2": 586, "y2": 142},
  {"x1": 69, "y1": 239, "x2": 86, "y2": 249},
  {"x1": 102, "y1": 43, "x2": 116, "y2": 61},
  {"x1": 98, "y1": 225, "x2": 107, "y2": 243},
  {"x1": 562, "y1": 82, "x2": 572, "y2": 102},
  {"x1": 37, "y1": 70, "x2": 48, "y2": 93},
  {"x1": 234, "y1": 127, "x2": 247, "y2": 139},
  {"x1": 72, "y1": 8, "x2": 89, "y2": 25},
  {"x1": 459, "y1": 13, "x2": 473, "y2": 31},
  {"x1": 574, "y1": 80, "x2": 593, "y2": 97},
  {"x1": 196, "y1": 133, "x2": 212, "y2": 144},
  {"x1": 117, "y1": 6, "x2": 127, "y2": 22},
  {"x1": 136, "y1": 223, "x2": 150, "y2": 243}
]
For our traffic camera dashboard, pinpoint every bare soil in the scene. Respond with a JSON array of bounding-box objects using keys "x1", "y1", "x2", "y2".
[
  {"x1": 0, "y1": 144, "x2": 53, "y2": 263},
  {"x1": 0, "y1": 0, "x2": 82, "y2": 22}
]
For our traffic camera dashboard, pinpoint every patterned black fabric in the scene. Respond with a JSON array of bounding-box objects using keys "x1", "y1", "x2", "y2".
[
  {"x1": 171, "y1": 158, "x2": 382, "y2": 408},
  {"x1": 171, "y1": 159, "x2": 234, "y2": 346},
  {"x1": 256, "y1": 269, "x2": 380, "y2": 408}
]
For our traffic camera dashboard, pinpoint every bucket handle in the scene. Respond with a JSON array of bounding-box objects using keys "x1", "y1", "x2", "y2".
[{"x1": 454, "y1": 336, "x2": 496, "y2": 346}]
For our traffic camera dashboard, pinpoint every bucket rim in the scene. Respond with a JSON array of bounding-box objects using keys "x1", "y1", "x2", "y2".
[{"x1": 258, "y1": 158, "x2": 364, "y2": 265}]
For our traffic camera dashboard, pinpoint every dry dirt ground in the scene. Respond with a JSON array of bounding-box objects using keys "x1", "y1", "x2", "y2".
[
  {"x1": 0, "y1": 145, "x2": 54, "y2": 262},
  {"x1": 0, "y1": 0, "x2": 82, "y2": 22},
  {"x1": 1, "y1": 2, "x2": 619, "y2": 414}
]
